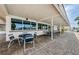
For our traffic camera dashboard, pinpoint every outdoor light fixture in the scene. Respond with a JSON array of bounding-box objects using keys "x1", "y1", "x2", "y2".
[{"x1": 26, "y1": 18, "x2": 28, "y2": 20}]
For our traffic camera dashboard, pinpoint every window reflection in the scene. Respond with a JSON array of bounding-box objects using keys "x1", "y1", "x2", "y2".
[
  {"x1": 23, "y1": 20, "x2": 31, "y2": 30},
  {"x1": 48, "y1": 25, "x2": 51, "y2": 31},
  {"x1": 38, "y1": 23, "x2": 42, "y2": 30},
  {"x1": 11, "y1": 18, "x2": 50, "y2": 31},
  {"x1": 30, "y1": 22, "x2": 36, "y2": 30},
  {"x1": 11, "y1": 18, "x2": 22, "y2": 30},
  {"x1": 42, "y1": 24, "x2": 47, "y2": 30},
  {"x1": 38, "y1": 23, "x2": 48, "y2": 30}
]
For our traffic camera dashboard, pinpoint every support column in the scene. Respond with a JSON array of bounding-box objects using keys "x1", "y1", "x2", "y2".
[
  {"x1": 59, "y1": 24, "x2": 62, "y2": 36},
  {"x1": 36, "y1": 22, "x2": 38, "y2": 31},
  {"x1": 62, "y1": 25, "x2": 64, "y2": 33},
  {"x1": 51, "y1": 16, "x2": 53, "y2": 40}
]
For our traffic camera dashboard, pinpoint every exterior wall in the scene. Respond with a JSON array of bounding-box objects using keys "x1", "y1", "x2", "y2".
[
  {"x1": 0, "y1": 19, "x2": 5, "y2": 31},
  {"x1": 6, "y1": 15, "x2": 50, "y2": 41},
  {"x1": 0, "y1": 24, "x2": 5, "y2": 31},
  {"x1": 64, "y1": 26, "x2": 70, "y2": 32}
]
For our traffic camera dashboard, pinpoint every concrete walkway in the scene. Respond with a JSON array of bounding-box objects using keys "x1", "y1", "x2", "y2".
[{"x1": 31, "y1": 32, "x2": 79, "y2": 55}]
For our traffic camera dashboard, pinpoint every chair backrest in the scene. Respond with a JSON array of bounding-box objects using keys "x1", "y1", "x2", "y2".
[
  {"x1": 8, "y1": 34, "x2": 15, "y2": 40},
  {"x1": 25, "y1": 34, "x2": 33, "y2": 37},
  {"x1": 19, "y1": 33, "x2": 33, "y2": 38},
  {"x1": 19, "y1": 33, "x2": 33, "y2": 42}
]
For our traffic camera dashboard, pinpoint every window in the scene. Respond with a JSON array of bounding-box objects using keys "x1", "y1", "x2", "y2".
[
  {"x1": 38, "y1": 23, "x2": 48, "y2": 30},
  {"x1": 23, "y1": 20, "x2": 31, "y2": 30},
  {"x1": 30, "y1": 22, "x2": 36, "y2": 30},
  {"x1": 38, "y1": 23, "x2": 42, "y2": 30},
  {"x1": 48, "y1": 25, "x2": 51, "y2": 31},
  {"x1": 54, "y1": 25, "x2": 58, "y2": 31},
  {"x1": 11, "y1": 18, "x2": 49, "y2": 31},
  {"x1": 42, "y1": 24, "x2": 47, "y2": 30},
  {"x1": 11, "y1": 18, "x2": 22, "y2": 30}
]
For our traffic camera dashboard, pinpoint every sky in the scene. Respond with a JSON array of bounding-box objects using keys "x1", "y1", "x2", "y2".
[{"x1": 64, "y1": 4, "x2": 79, "y2": 28}]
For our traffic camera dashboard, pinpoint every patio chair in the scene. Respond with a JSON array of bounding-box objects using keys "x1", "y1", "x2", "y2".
[
  {"x1": 8, "y1": 34, "x2": 21, "y2": 48},
  {"x1": 34, "y1": 32, "x2": 37, "y2": 39},
  {"x1": 33, "y1": 32, "x2": 37, "y2": 43},
  {"x1": 18, "y1": 33, "x2": 34, "y2": 52}
]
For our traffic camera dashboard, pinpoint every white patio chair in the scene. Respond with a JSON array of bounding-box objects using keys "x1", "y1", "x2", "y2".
[{"x1": 8, "y1": 34, "x2": 21, "y2": 48}]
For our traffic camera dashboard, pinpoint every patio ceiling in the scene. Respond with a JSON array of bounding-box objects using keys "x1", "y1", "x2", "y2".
[
  {"x1": 0, "y1": 4, "x2": 69, "y2": 26},
  {"x1": 0, "y1": 5, "x2": 8, "y2": 24},
  {"x1": 6, "y1": 4, "x2": 55, "y2": 24},
  {"x1": 53, "y1": 15, "x2": 68, "y2": 26}
]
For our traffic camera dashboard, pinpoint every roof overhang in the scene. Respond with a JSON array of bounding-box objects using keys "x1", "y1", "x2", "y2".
[{"x1": 0, "y1": 4, "x2": 69, "y2": 26}]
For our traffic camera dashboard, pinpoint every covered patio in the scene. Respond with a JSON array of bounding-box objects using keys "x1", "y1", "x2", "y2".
[{"x1": 0, "y1": 4, "x2": 70, "y2": 55}]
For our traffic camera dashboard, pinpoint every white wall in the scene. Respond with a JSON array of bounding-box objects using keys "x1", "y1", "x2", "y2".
[{"x1": 6, "y1": 15, "x2": 50, "y2": 41}]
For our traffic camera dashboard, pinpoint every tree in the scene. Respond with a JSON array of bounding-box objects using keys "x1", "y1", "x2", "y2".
[
  {"x1": 75, "y1": 16, "x2": 79, "y2": 31},
  {"x1": 75, "y1": 16, "x2": 79, "y2": 25},
  {"x1": 73, "y1": 27, "x2": 75, "y2": 30},
  {"x1": 11, "y1": 23, "x2": 16, "y2": 30}
]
